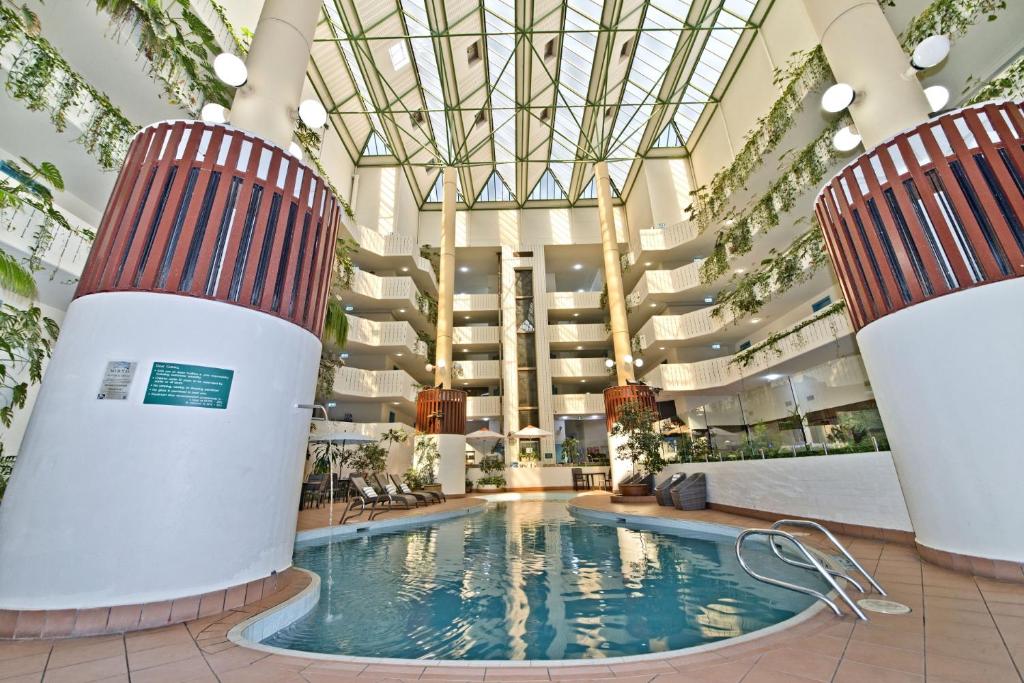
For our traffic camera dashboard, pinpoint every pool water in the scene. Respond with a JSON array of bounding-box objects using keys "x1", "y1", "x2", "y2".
[{"x1": 263, "y1": 500, "x2": 828, "y2": 660}]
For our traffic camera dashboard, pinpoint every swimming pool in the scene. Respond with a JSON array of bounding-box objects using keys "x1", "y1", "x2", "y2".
[{"x1": 262, "y1": 499, "x2": 829, "y2": 660}]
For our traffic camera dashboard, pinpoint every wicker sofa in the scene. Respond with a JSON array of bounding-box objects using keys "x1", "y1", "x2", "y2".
[{"x1": 670, "y1": 472, "x2": 707, "y2": 510}]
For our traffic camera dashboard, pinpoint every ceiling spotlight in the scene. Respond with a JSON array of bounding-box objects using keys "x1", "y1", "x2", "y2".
[
  {"x1": 704, "y1": 296, "x2": 714, "y2": 304},
  {"x1": 634, "y1": 358, "x2": 644, "y2": 368},
  {"x1": 821, "y1": 83, "x2": 856, "y2": 113},
  {"x1": 650, "y1": 303, "x2": 657, "y2": 308},
  {"x1": 750, "y1": 318, "x2": 762, "y2": 324},
  {"x1": 213, "y1": 53, "x2": 247, "y2": 87},
  {"x1": 573, "y1": 313, "x2": 579, "y2": 317},
  {"x1": 462, "y1": 348, "x2": 469, "y2": 353},
  {"x1": 624, "y1": 354, "x2": 633, "y2": 363},
  {"x1": 460, "y1": 266, "x2": 469, "y2": 272},
  {"x1": 344, "y1": 305, "x2": 354, "y2": 312},
  {"x1": 425, "y1": 363, "x2": 434, "y2": 372},
  {"x1": 398, "y1": 308, "x2": 406, "y2": 313},
  {"x1": 832, "y1": 124, "x2": 863, "y2": 152},
  {"x1": 401, "y1": 266, "x2": 409, "y2": 272},
  {"x1": 911, "y1": 35, "x2": 951, "y2": 70},
  {"x1": 644, "y1": 261, "x2": 652, "y2": 267},
  {"x1": 711, "y1": 343, "x2": 721, "y2": 350},
  {"x1": 465, "y1": 316, "x2": 471, "y2": 320},
  {"x1": 573, "y1": 263, "x2": 583, "y2": 270},
  {"x1": 577, "y1": 288, "x2": 584, "y2": 293},
  {"x1": 200, "y1": 103, "x2": 227, "y2": 124},
  {"x1": 340, "y1": 353, "x2": 349, "y2": 359},
  {"x1": 581, "y1": 379, "x2": 587, "y2": 383},
  {"x1": 298, "y1": 99, "x2": 328, "y2": 128},
  {"x1": 396, "y1": 352, "x2": 403, "y2": 357},
  {"x1": 576, "y1": 345, "x2": 583, "y2": 350},
  {"x1": 658, "y1": 346, "x2": 666, "y2": 351},
  {"x1": 288, "y1": 142, "x2": 303, "y2": 160},
  {"x1": 924, "y1": 85, "x2": 950, "y2": 112},
  {"x1": 604, "y1": 358, "x2": 615, "y2": 368},
  {"x1": 763, "y1": 373, "x2": 782, "y2": 381}
]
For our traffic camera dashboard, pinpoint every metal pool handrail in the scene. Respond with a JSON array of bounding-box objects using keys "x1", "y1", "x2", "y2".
[
  {"x1": 735, "y1": 529, "x2": 868, "y2": 620},
  {"x1": 769, "y1": 519, "x2": 887, "y2": 596}
]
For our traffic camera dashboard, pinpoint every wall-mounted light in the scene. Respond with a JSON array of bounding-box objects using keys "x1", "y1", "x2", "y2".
[
  {"x1": 924, "y1": 85, "x2": 950, "y2": 112},
  {"x1": 288, "y1": 142, "x2": 303, "y2": 160},
  {"x1": 200, "y1": 103, "x2": 228, "y2": 124},
  {"x1": 821, "y1": 83, "x2": 856, "y2": 113},
  {"x1": 634, "y1": 358, "x2": 644, "y2": 368},
  {"x1": 298, "y1": 99, "x2": 328, "y2": 128},
  {"x1": 604, "y1": 359, "x2": 615, "y2": 368},
  {"x1": 911, "y1": 35, "x2": 950, "y2": 71},
  {"x1": 832, "y1": 124, "x2": 863, "y2": 152},
  {"x1": 213, "y1": 53, "x2": 247, "y2": 87}
]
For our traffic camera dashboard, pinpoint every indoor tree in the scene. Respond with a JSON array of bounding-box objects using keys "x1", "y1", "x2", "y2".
[
  {"x1": 561, "y1": 436, "x2": 582, "y2": 465},
  {"x1": 611, "y1": 401, "x2": 666, "y2": 478}
]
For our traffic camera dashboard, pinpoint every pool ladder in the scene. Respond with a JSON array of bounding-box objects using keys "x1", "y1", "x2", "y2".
[{"x1": 735, "y1": 519, "x2": 887, "y2": 621}]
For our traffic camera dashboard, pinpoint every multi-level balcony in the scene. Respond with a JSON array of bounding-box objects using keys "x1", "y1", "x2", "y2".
[
  {"x1": 453, "y1": 360, "x2": 501, "y2": 386},
  {"x1": 344, "y1": 270, "x2": 434, "y2": 333},
  {"x1": 547, "y1": 323, "x2": 608, "y2": 350},
  {"x1": 466, "y1": 395, "x2": 502, "y2": 419},
  {"x1": 343, "y1": 222, "x2": 438, "y2": 295},
  {"x1": 549, "y1": 358, "x2": 611, "y2": 385},
  {"x1": 625, "y1": 262, "x2": 717, "y2": 326},
  {"x1": 345, "y1": 315, "x2": 429, "y2": 379},
  {"x1": 453, "y1": 325, "x2": 501, "y2": 350},
  {"x1": 331, "y1": 366, "x2": 419, "y2": 405},
  {"x1": 453, "y1": 293, "x2": 499, "y2": 324},
  {"x1": 546, "y1": 291, "x2": 603, "y2": 323},
  {"x1": 552, "y1": 393, "x2": 605, "y2": 416}
]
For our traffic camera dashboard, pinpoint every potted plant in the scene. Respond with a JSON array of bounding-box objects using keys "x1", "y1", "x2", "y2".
[
  {"x1": 562, "y1": 436, "x2": 582, "y2": 465},
  {"x1": 413, "y1": 437, "x2": 442, "y2": 493},
  {"x1": 475, "y1": 456, "x2": 506, "y2": 492},
  {"x1": 611, "y1": 401, "x2": 666, "y2": 496}
]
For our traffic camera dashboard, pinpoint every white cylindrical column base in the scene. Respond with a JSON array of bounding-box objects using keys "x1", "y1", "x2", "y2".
[
  {"x1": 608, "y1": 432, "x2": 633, "y2": 492},
  {"x1": 427, "y1": 434, "x2": 466, "y2": 496},
  {"x1": 857, "y1": 278, "x2": 1024, "y2": 563},
  {"x1": 0, "y1": 292, "x2": 320, "y2": 609}
]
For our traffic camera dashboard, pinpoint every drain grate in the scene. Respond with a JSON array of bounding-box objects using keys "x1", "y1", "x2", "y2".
[{"x1": 858, "y1": 598, "x2": 912, "y2": 614}]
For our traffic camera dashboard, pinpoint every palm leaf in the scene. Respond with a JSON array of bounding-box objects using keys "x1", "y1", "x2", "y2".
[
  {"x1": 322, "y1": 299, "x2": 349, "y2": 347},
  {"x1": 0, "y1": 251, "x2": 37, "y2": 299}
]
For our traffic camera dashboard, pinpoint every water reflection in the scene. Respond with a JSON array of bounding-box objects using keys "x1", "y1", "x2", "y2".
[{"x1": 266, "y1": 501, "x2": 823, "y2": 660}]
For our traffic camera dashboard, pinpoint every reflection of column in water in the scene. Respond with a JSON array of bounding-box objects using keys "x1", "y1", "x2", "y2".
[{"x1": 503, "y1": 501, "x2": 532, "y2": 659}]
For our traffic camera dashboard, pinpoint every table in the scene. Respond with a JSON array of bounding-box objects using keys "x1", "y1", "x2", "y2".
[{"x1": 582, "y1": 471, "x2": 611, "y2": 491}]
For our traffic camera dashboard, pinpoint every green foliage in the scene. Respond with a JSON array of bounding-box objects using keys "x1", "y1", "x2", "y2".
[
  {"x1": 416, "y1": 291, "x2": 438, "y2": 324},
  {"x1": 712, "y1": 228, "x2": 830, "y2": 321},
  {"x1": 900, "y1": 0, "x2": 1008, "y2": 51},
  {"x1": 412, "y1": 436, "x2": 439, "y2": 485},
  {"x1": 208, "y1": 0, "x2": 248, "y2": 54},
  {"x1": 968, "y1": 53, "x2": 1024, "y2": 103},
  {"x1": 476, "y1": 474, "x2": 506, "y2": 487},
  {"x1": 610, "y1": 401, "x2": 666, "y2": 476},
  {"x1": 0, "y1": 6, "x2": 137, "y2": 169},
  {"x1": 674, "y1": 433, "x2": 712, "y2": 463},
  {"x1": 322, "y1": 299, "x2": 349, "y2": 348},
  {"x1": 828, "y1": 410, "x2": 888, "y2": 450},
  {"x1": 348, "y1": 441, "x2": 388, "y2": 474},
  {"x1": 561, "y1": 436, "x2": 581, "y2": 464},
  {"x1": 315, "y1": 349, "x2": 340, "y2": 401},
  {"x1": 0, "y1": 302, "x2": 60, "y2": 428},
  {"x1": 0, "y1": 252, "x2": 36, "y2": 299},
  {"x1": 689, "y1": 47, "x2": 833, "y2": 230},
  {"x1": 730, "y1": 301, "x2": 847, "y2": 368},
  {"x1": 479, "y1": 455, "x2": 504, "y2": 475}
]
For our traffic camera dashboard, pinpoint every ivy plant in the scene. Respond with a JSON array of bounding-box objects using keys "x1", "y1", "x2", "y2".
[
  {"x1": 730, "y1": 301, "x2": 847, "y2": 369},
  {"x1": 610, "y1": 401, "x2": 666, "y2": 477}
]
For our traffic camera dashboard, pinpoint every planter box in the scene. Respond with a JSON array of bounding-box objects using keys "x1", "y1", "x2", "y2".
[
  {"x1": 476, "y1": 484, "x2": 505, "y2": 492},
  {"x1": 619, "y1": 483, "x2": 651, "y2": 497},
  {"x1": 423, "y1": 484, "x2": 443, "y2": 493}
]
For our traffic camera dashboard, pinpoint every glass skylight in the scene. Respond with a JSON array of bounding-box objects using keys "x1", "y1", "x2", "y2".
[
  {"x1": 529, "y1": 169, "x2": 567, "y2": 201},
  {"x1": 362, "y1": 131, "x2": 391, "y2": 156},
  {"x1": 483, "y1": 0, "x2": 516, "y2": 194},
  {"x1": 653, "y1": 123, "x2": 683, "y2": 148},
  {"x1": 401, "y1": 0, "x2": 451, "y2": 161},
  {"x1": 476, "y1": 171, "x2": 515, "y2": 202}
]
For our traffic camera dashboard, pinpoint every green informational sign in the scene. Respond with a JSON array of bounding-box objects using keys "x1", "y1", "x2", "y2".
[{"x1": 143, "y1": 362, "x2": 234, "y2": 410}]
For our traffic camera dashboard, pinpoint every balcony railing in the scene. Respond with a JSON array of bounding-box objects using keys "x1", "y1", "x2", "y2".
[
  {"x1": 453, "y1": 293, "x2": 499, "y2": 311},
  {"x1": 552, "y1": 393, "x2": 605, "y2": 415},
  {"x1": 633, "y1": 307, "x2": 736, "y2": 352},
  {"x1": 627, "y1": 262, "x2": 702, "y2": 308},
  {"x1": 638, "y1": 220, "x2": 699, "y2": 253},
  {"x1": 546, "y1": 291, "x2": 601, "y2": 310},
  {"x1": 466, "y1": 395, "x2": 502, "y2": 418},
  {"x1": 547, "y1": 323, "x2": 608, "y2": 344},
  {"x1": 549, "y1": 358, "x2": 609, "y2": 379},
  {"x1": 453, "y1": 326, "x2": 501, "y2": 345},
  {"x1": 345, "y1": 223, "x2": 438, "y2": 290},
  {"x1": 454, "y1": 360, "x2": 501, "y2": 381},
  {"x1": 347, "y1": 316, "x2": 427, "y2": 357},
  {"x1": 332, "y1": 366, "x2": 418, "y2": 402}
]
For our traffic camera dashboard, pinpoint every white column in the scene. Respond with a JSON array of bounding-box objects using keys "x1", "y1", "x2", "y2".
[
  {"x1": 435, "y1": 167, "x2": 457, "y2": 388},
  {"x1": 594, "y1": 161, "x2": 634, "y2": 384}
]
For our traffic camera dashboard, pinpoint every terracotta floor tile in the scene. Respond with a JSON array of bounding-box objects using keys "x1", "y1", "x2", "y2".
[
  {"x1": 925, "y1": 634, "x2": 1017, "y2": 666},
  {"x1": 418, "y1": 666, "x2": 488, "y2": 680},
  {"x1": 125, "y1": 625, "x2": 193, "y2": 654},
  {"x1": 482, "y1": 668, "x2": 550, "y2": 681},
  {"x1": 924, "y1": 652, "x2": 1021, "y2": 683},
  {"x1": 0, "y1": 641, "x2": 53, "y2": 662},
  {"x1": 841, "y1": 639, "x2": 924, "y2": 675},
  {"x1": 784, "y1": 634, "x2": 848, "y2": 657},
  {"x1": 127, "y1": 642, "x2": 201, "y2": 671},
  {"x1": 751, "y1": 647, "x2": 839, "y2": 681},
  {"x1": 219, "y1": 663, "x2": 308, "y2": 683},
  {"x1": 200, "y1": 645, "x2": 269, "y2": 674},
  {"x1": 0, "y1": 652, "x2": 50, "y2": 679},
  {"x1": 924, "y1": 619, "x2": 1005, "y2": 645},
  {"x1": 2, "y1": 674, "x2": 46, "y2": 683},
  {"x1": 128, "y1": 656, "x2": 216, "y2": 683},
  {"x1": 924, "y1": 596, "x2": 991, "y2": 614},
  {"x1": 41, "y1": 654, "x2": 127, "y2": 683},
  {"x1": 739, "y1": 659, "x2": 820, "y2": 682},
  {"x1": 832, "y1": 659, "x2": 923, "y2": 683},
  {"x1": 850, "y1": 623, "x2": 923, "y2": 652},
  {"x1": 988, "y1": 601, "x2": 1024, "y2": 619},
  {"x1": 46, "y1": 640, "x2": 125, "y2": 670}
]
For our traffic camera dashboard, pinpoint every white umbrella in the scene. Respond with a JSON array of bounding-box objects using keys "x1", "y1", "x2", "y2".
[
  {"x1": 307, "y1": 431, "x2": 376, "y2": 525},
  {"x1": 511, "y1": 425, "x2": 553, "y2": 438},
  {"x1": 466, "y1": 428, "x2": 505, "y2": 440}
]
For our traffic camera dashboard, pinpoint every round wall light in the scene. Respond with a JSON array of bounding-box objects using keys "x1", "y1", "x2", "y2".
[
  {"x1": 298, "y1": 99, "x2": 328, "y2": 128},
  {"x1": 604, "y1": 358, "x2": 615, "y2": 368},
  {"x1": 821, "y1": 83, "x2": 856, "y2": 113},
  {"x1": 832, "y1": 124, "x2": 863, "y2": 152},
  {"x1": 911, "y1": 35, "x2": 951, "y2": 70},
  {"x1": 200, "y1": 103, "x2": 228, "y2": 124},
  {"x1": 213, "y1": 53, "x2": 247, "y2": 87},
  {"x1": 634, "y1": 358, "x2": 644, "y2": 368},
  {"x1": 288, "y1": 142, "x2": 303, "y2": 160},
  {"x1": 924, "y1": 85, "x2": 950, "y2": 112}
]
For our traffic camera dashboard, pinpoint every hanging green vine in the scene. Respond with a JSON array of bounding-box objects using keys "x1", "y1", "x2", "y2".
[
  {"x1": 967, "y1": 53, "x2": 1024, "y2": 103},
  {"x1": 0, "y1": 6, "x2": 137, "y2": 170},
  {"x1": 91, "y1": 0, "x2": 233, "y2": 114},
  {"x1": 416, "y1": 291, "x2": 438, "y2": 324},
  {"x1": 699, "y1": 116, "x2": 848, "y2": 284},
  {"x1": 711, "y1": 227, "x2": 829, "y2": 321},
  {"x1": 730, "y1": 301, "x2": 847, "y2": 368},
  {"x1": 689, "y1": 47, "x2": 833, "y2": 231},
  {"x1": 208, "y1": 0, "x2": 249, "y2": 54},
  {"x1": 899, "y1": 0, "x2": 1007, "y2": 51}
]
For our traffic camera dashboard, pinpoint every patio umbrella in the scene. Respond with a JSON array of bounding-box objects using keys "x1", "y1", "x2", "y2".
[
  {"x1": 466, "y1": 428, "x2": 505, "y2": 440},
  {"x1": 307, "y1": 431, "x2": 376, "y2": 525},
  {"x1": 511, "y1": 425, "x2": 553, "y2": 438}
]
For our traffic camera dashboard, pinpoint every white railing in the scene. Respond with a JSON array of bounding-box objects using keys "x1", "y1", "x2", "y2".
[
  {"x1": 546, "y1": 291, "x2": 602, "y2": 310},
  {"x1": 638, "y1": 220, "x2": 699, "y2": 253},
  {"x1": 346, "y1": 223, "x2": 438, "y2": 289},
  {"x1": 453, "y1": 326, "x2": 501, "y2": 345},
  {"x1": 347, "y1": 316, "x2": 427, "y2": 357},
  {"x1": 467, "y1": 395, "x2": 502, "y2": 418},
  {"x1": 640, "y1": 309, "x2": 854, "y2": 391},
  {"x1": 455, "y1": 360, "x2": 501, "y2": 381},
  {"x1": 549, "y1": 358, "x2": 609, "y2": 378},
  {"x1": 552, "y1": 393, "x2": 605, "y2": 415},
  {"x1": 627, "y1": 261, "x2": 702, "y2": 308},
  {"x1": 633, "y1": 307, "x2": 736, "y2": 351},
  {"x1": 453, "y1": 293, "x2": 499, "y2": 311},
  {"x1": 348, "y1": 269, "x2": 420, "y2": 308},
  {"x1": 309, "y1": 420, "x2": 414, "y2": 441},
  {"x1": 332, "y1": 366, "x2": 419, "y2": 402},
  {"x1": 547, "y1": 323, "x2": 608, "y2": 344}
]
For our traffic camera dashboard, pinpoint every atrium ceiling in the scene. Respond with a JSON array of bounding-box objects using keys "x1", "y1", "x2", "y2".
[{"x1": 308, "y1": 0, "x2": 765, "y2": 208}]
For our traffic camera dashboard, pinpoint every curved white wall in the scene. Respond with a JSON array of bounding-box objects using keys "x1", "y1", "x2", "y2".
[
  {"x1": 857, "y1": 278, "x2": 1024, "y2": 562},
  {"x1": 0, "y1": 292, "x2": 320, "y2": 609}
]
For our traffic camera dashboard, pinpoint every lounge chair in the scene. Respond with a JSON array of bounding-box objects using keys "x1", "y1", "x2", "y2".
[
  {"x1": 339, "y1": 476, "x2": 413, "y2": 524},
  {"x1": 390, "y1": 474, "x2": 444, "y2": 503},
  {"x1": 654, "y1": 473, "x2": 686, "y2": 506},
  {"x1": 671, "y1": 472, "x2": 707, "y2": 510},
  {"x1": 371, "y1": 474, "x2": 426, "y2": 507}
]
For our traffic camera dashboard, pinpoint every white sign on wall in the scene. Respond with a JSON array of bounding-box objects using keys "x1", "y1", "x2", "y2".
[{"x1": 97, "y1": 361, "x2": 137, "y2": 400}]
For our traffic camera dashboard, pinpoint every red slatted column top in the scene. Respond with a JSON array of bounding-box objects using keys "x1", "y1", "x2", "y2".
[
  {"x1": 76, "y1": 120, "x2": 342, "y2": 336},
  {"x1": 814, "y1": 101, "x2": 1024, "y2": 331}
]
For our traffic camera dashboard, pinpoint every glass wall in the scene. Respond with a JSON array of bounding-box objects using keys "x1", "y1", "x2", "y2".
[{"x1": 673, "y1": 354, "x2": 890, "y2": 461}]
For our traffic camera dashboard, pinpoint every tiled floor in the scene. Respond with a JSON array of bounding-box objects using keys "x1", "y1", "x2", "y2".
[
  {"x1": 295, "y1": 495, "x2": 484, "y2": 532},
  {"x1": 2, "y1": 493, "x2": 1022, "y2": 682}
]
